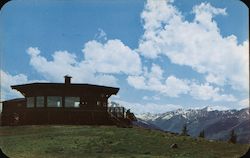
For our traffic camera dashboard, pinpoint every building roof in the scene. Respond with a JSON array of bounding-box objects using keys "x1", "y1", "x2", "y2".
[
  {"x1": 11, "y1": 82, "x2": 119, "y2": 97},
  {"x1": 2, "y1": 98, "x2": 25, "y2": 103}
]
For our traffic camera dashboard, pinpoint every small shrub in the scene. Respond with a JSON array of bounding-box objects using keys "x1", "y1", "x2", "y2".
[
  {"x1": 181, "y1": 124, "x2": 188, "y2": 136},
  {"x1": 228, "y1": 130, "x2": 237, "y2": 144},
  {"x1": 143, "y1": 151, "x2": 151, "y2": 154},
  {"x1": 198, "y1": 130, "x2": 205, "y2": 138}
]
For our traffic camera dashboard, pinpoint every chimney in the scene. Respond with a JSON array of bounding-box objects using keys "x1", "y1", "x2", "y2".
[{"x1": 64, "y1": 75, "x2": 72, "y2": 84}]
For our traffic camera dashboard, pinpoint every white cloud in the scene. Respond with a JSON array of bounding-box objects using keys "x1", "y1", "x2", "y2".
[
  {"x1": 163, "y1": 76, "x2": 190, "y2": 97},
  {"x1": 111, "y1": 99, "x2": 182, "y2": 114},
  {"x1": 127, "y1": 76, "x2": 147, "y2": 90},
  {"x1": 27, "y1": 47, "x2": 118, "y2": 87},
  {"x1": 83, "y1": 39, "x2": 141, "y2": 75},
  {"x1": 1, "y1": 70, "x2": 27, "y2": 101},
  {"x1": 127, "y1": 64, "x2": 166, "y2": 92},
  {"x1": 239, "y1": 98, "x2": 249, "y2": 109},
  {"x1": 192, "y1": 2, "x2": 227, "y2": 30},
  {"x1": 27, "y1": 38, "x2": 141, "y2": 87},
  {"x1": 205, "y1": 73, "x2": 225, "y2": 86},
  {"x1": 127, "y1": 64, "x2": 235, "y2": 101},
  {"x1": 0, "y1": 70, "x2": 46, "y2": 101},
  {"x1": 138, "y1": 0, "x2": 181, "y2": 59},
  {"x1": 138, "y1": 1, "x2": 249, "y2": 92},
  {"x1": 189, "y1": 82, "x2": 236, "y2": 101}
]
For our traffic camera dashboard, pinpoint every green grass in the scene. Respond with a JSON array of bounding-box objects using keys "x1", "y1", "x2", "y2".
[{"x1": 0, "y1": 125, "x2": 249, "y2": 158}]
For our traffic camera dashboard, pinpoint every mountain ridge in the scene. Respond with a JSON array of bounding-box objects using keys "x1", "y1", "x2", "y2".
[{"x1": 135, "y1": 106, "x2": 250, "y2": 144}]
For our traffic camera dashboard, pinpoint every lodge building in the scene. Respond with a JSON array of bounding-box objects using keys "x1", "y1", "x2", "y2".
[{"x1": 1, "y1": 76, "x2": 135, "y2": 126}]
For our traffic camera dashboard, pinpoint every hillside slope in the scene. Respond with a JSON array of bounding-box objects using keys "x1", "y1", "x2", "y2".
[{"x1": 0, "y1": 125, "x2": 249, "y2": 158}]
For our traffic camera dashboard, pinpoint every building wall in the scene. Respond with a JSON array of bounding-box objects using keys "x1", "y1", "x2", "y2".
[{"x1": 1, "y1": 98, "x2": 114, "y2": 126}]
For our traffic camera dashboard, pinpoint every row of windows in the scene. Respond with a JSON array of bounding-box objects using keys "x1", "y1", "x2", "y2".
[
  {"x1": 26, "y1": 96, "x2": 106, "y2": 108},
  {"x1": 27, "y1": 96, "x2": 80, "y2": 108}
]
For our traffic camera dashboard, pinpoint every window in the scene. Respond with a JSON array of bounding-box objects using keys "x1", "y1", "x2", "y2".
[
  {"x1": 47, "y1": 96, "x2": 62, "y2": 107},
  {"x1": 27, "y1": 97, "x2": 34, "y2": 108},
  {"x1": 65, "y1": 97, "x2": 80, "y2": 108},
  {"x1": 36, "y1": 96, "x2": 44, "y2": 107}
]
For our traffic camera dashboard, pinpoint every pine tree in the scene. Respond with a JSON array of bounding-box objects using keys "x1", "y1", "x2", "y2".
[
  {"x1": 228, "y1": 130, "x2": 237, "y2": 144},
  {"x1": 199, "y1": 130, "x2": 205, "y2": 138},
  {"x1": 181, "y1": 124, "x2": 188, "y2": 136}
]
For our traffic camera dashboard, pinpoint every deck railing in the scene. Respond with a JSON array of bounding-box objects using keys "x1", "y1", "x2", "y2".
[{"x1": 107, "y1": 106, "x2": 125, "y2": 118}]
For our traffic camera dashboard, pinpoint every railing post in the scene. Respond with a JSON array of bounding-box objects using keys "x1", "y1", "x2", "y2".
[{"x1": 123, "y1": 107, "x2": 125, "y2": 118}]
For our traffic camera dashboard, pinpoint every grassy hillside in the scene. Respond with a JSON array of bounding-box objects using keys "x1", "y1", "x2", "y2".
[{"x1": 0, "y1": 125, "x2": 249, "y2": 158}]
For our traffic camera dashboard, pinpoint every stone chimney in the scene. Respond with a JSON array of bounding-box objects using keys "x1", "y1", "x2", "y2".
[{"x1": 64, "y1": 75, "x2": 72, "y2": 84}]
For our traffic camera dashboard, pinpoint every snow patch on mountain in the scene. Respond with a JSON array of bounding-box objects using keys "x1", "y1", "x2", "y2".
[{"x1": 136, "y1": 113, "x2": 161, "y2": 121}]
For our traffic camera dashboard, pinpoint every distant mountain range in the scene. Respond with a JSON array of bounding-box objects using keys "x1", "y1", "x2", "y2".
[{"x1": 135, "y1": 106, "x2": 250, "y2": 144}]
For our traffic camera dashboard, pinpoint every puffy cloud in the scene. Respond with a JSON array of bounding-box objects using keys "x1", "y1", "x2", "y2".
[
  {"x1": 1, "y1": 70, "x2": 27, "y2": 101},
  {"x1": 127, "y1": 64, "x2": 190, "y2": 97},
  {"x1": 205, "y1": 73, "x2": 225, "y2": 86},
  {"x1": 138, "y1": 0, "x2": 181, "y2": 58},
  {"x1": 127, "y1": 64, "x2": 235, "y2": 101},
  {"x1": 27, "y1": 38, "x2": 141, "y2": 87},
  {"x1": 127, "y1": 64, "x2": 166, "y2": 92},
  {"x1": 0, "y1": 70, "x2": 46, "y2": 101},
  {"x1": 163, "y1": 76, "x2": 190, "y2": 97},
  {"x1": 138, "y1": 0, "x2": 249, "y2": 92},
  {"x1": 27, "y1": 48, "x2": 118, "y2": 87},
  {"x1": 192, "y1": 2, "x2": 227, "y2": 30},
  {"x1": 127, "y1": 76, "x2": 147, "y2": 90},
  {"x1": 83, "y1": 39, "x2": 141, "y2": 75},
  {"x1": 189, "y1": 82, "x2": 236, "y2": 101},
  {"x1": 28, "y1": 47, "x2": 81, "y2": 80}
]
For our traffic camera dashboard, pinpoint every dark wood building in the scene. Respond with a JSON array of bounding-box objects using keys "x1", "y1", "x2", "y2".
[{"x1": 1, "y1": 76, "x2": 134, "y2": 126}]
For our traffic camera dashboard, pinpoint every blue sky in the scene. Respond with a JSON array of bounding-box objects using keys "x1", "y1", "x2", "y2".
[{"x1": 0, "y1": 0, "x2": 249, "y2": 113}]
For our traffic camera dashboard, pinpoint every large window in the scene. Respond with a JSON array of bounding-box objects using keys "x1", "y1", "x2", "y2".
[
  {"x1": 47, "y1": 96, "x2": 62, "y2": 107},
  {"x1": 65, "y1": 97, "x2": 80, "y2": 108},
  {"x1": 27, "y1": 97, "x2": 35, "y2": 108},
  {"x1": 36, "y1": 96, "x2": 44, "y2": 107}
]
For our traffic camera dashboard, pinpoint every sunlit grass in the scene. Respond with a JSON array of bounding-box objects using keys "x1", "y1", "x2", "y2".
[{"x1": 0, "y1": 125, "x2": 249, "y2": 158}]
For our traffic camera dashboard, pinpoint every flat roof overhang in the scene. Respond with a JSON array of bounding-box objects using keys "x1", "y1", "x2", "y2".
[{"x1": 11, "y1": 83, "x2": 119, "y2": 97}]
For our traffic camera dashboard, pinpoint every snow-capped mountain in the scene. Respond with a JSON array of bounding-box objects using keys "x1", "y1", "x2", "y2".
[
  {"x1": 136, "y1": 107, "x2": 250, "y2": 144},
  {"x1": 135, "y1": 113, "x2": 161, "y2": 121}
]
